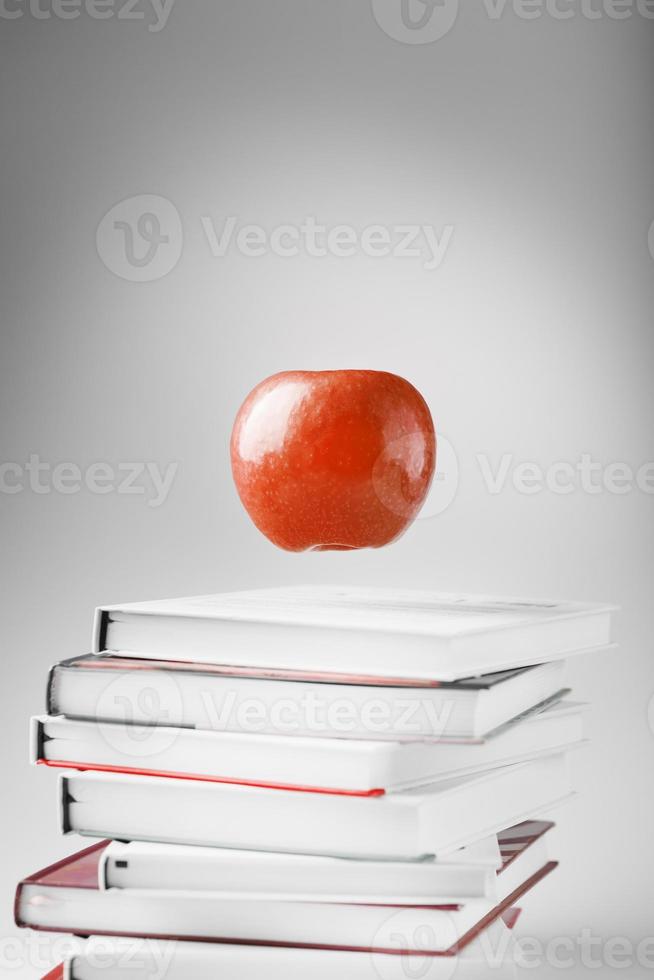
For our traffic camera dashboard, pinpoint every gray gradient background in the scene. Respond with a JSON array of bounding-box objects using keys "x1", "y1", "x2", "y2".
[{"x1": 1, "y1": 1, "x2": 653, "y2": 977}]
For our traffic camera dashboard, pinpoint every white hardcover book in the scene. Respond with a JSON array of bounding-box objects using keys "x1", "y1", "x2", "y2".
[
  {"x1": 94, "y1": 586, "x2": 615, "y2": 681},
  {"x1": 100, "y1": 834, "x2": 503, "y2": 901},
  {"x1": 99, "y1": 821, "x2": 552, "y2": 904},
  {"x1": 48, "y1": 654, "x2": 568, "y2": 741},
  {"x1": 60, "y1": 753, "x2": 572, "y2": 859},
  {"x1": 64, "y1": 921, "x2": 520, "y2": 980},
  {"x1": 16, "y1": 884, "x2": 518, "y2": 953},
  {"x1": 33, "y1": 700, "x2": 585, "y2": 794}
]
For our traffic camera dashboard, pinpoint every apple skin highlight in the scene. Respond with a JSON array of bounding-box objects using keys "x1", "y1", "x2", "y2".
[{"x1": 230, "y1": 370, "x2": 436, "y2": 552}]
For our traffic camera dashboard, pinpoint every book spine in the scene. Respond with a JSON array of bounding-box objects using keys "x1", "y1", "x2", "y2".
[
  {"x1": 92, "y1": 608, "x2": 108, "y2": 653},
  {"x1": 60, "y1": 775, "x2": 72, "y2": 835},
  {"x1": 46, "y1": 655, "x2": 93, "y2": 714},
  {"x1": 13, "y1": 881, "x2": 26, "y2": 928},
  {"x1": 45, "y1": 664, "x2": 58, "y2": 715},
  {"x1": 29, "y1": 717, "x2": 45, "y2": 765}
]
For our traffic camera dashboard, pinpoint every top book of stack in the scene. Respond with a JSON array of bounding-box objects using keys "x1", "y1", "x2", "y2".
[{"x1": 94, "y1": 586, "x2": 615, "y2": 681}]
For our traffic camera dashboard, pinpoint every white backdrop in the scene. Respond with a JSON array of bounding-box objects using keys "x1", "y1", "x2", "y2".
[{"x1": 1, "y1": 2, "x2": 653, "y2": 976}]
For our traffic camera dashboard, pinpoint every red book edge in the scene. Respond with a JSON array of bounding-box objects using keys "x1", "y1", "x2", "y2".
[
  {"x1": 53, "y1": 653, "x2": 455, "y2": 688},
  {"x1": 41, "y1": 909, "x2": 523, "y2": 976},
  {"x1": 41, "y1": 908, "x2": 522, "y2": 977},
  {"x1": 497, "y1": 819, "x2": 554, "y2": 873},
  {"x1": 37, "y1": 759, "x2": 386, "y2": 798}
]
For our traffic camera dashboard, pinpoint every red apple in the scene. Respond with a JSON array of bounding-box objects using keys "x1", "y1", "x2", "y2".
[{"x1": 230, "y1": 370, "x2": 436, "y2": 552}]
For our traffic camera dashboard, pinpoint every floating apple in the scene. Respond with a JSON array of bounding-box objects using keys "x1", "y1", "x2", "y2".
[{"x1": 230, "y1": 370, "x2": 436, "y2": 552}]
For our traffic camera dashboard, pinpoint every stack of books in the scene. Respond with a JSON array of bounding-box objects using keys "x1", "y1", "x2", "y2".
[{"x1": 17, "y1": 586, "x2": 615, "y2": 979}]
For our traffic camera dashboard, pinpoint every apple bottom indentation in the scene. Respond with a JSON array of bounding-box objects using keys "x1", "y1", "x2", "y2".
[{"x1": 311, "y1": 544, "x2": 358, "y2": 552}]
